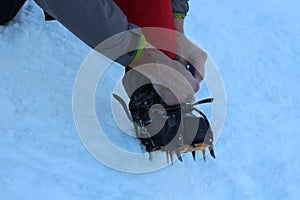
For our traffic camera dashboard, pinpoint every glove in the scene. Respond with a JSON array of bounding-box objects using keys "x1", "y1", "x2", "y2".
[
  {"x1": 128, "y1": 42, "x2": 199, "y2": 106},
  {"x1": 176, "y1": 32, "x2": 208, "y2": 84}
]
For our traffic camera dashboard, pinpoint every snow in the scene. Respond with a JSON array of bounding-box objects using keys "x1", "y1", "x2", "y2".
[{"x1": 1, "y1": 0, "x2": 300, "y2": 199}]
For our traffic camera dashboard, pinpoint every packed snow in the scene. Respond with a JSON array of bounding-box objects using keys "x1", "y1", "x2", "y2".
[{"x1": 1, "y1": 0, "x2": 299, "y2": 199}]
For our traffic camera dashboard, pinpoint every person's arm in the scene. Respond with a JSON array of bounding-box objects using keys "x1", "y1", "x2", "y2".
[
  {"x1": 34, "y1": 0, "x2": 143, "y2": 66},
  {"x1": 171, "y1": 0, "x2": 208, "y2": 86},
  {"x1": 171, "y1": 0, "x2": 189, "y2": 33}
]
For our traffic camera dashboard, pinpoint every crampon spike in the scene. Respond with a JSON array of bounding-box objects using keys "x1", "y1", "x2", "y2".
[
  {"x1": 166, "y1": 151, "x2": 170, "y2": 164},
  {"x1": 209, "y1": 147, "x2": 216, "y2": 159},
  {"x1": 191, "y1": 151, "x2": 196, "y2": 161},
  {"x1": 202, "y1": 149, "x2": 206, "y2": 162},
  {"x1": 148, "y1": 152, "x2": 152, "y2": 161},
  {"x1": 176, "y1": 148, "x2": 183, "y2": 162}
]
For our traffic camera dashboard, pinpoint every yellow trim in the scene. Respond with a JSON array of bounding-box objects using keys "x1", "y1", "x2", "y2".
[
  {"x1": 173, "y1": 12, "x2": 185, "y2": 19},
  {"x1": 130, "y1": 34, "x2": 146, "y2": 65}
]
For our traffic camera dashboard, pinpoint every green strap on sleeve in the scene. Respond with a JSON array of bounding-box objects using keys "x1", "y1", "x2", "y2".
[
  {"x1": 173, "y1": 12, "x2": 186, "y2": 19},
  {"x1": 130, "y1": 34, "x2": 147, "y2": 65}
]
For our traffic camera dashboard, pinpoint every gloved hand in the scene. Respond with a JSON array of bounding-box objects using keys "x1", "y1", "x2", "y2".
[
  {"x1": 173, "y1": 16, "x2": 207, "y2": 85},
  {"x1": 176, "y1": 32, "x2": 207, "y2": 85},
  {"x1": 127, "y1": 42, "x2": 199, "y2": 106}
]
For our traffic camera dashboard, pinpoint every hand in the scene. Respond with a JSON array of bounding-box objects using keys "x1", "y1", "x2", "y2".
[
  {"x1": 127, "y1": 42, "x2": 199, "y2": 105},
  {"x1": 173, "y1": 17, "x2": 207, "y2": 84},
  {"x1": 173, "y1": 17, "x2": 188, "y2": 66},
  {"x1": 176, "y1": 32, "x2": 207, "y2": 84}
]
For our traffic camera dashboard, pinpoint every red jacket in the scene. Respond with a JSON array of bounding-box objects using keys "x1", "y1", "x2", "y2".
[{"x1": 114, "y1": 0, "x2": 177, "y2": 59}]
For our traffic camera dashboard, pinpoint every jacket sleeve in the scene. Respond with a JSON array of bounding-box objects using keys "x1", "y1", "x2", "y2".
[
  {"x1": 33, "y1": 0, "x2": 143, "y2": 66},
  {"x1": 170, "y1": 0, "x2": 189, "y2": 15}
]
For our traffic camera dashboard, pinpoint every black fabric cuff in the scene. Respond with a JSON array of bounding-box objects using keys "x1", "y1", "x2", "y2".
[
  {"x1": 170, "y1": 0, "x2": 189, "y2": 15},
  {"x1": 114, "y1": 23, "x2": 143, "y2": 66}
]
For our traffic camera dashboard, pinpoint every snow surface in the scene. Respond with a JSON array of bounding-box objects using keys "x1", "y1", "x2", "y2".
[{"x1": 1, "y1": 0, "x2": 300, "y2": 199}]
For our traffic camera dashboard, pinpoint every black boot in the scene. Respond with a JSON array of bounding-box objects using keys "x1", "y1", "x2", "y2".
[{"x1": 127, "y1": 82, "x2": 215, "y2": 161}]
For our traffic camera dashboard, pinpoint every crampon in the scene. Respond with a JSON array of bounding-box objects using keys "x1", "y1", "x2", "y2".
[{"x1": 113, "y1": 84, "x2": 216, "y2": 163}]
